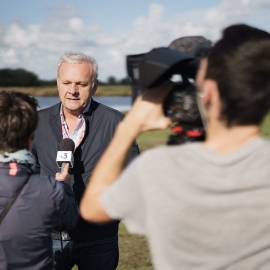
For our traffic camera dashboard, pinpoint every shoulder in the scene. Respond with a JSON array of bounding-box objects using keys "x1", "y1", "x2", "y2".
[
  {"x1": 139, "y1": 143, "x2": 196, "y2": 161},
  {"x1": 87, "y1": 99, "x2": 124, "y2": 123},
  {"x1": 34, "y1": 103, "x2": 60, "y2": 136},
  {"x1": 38, "y1": 103, "x2": 60, "y2": 119},
  {"x1": 92, "y1": 99, "x2": 123, "y2": 115},
  {"x1": 130, "y1": 143, "x2": 199, "y2": 174}
]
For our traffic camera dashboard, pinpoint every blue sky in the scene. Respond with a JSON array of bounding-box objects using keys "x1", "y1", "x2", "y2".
[
  {"x1": 1, "y1": 1, "x2": 218, "y2": 28},
  {"x1": 1, "y1": 0, "x2": 269, "y2": 81}
]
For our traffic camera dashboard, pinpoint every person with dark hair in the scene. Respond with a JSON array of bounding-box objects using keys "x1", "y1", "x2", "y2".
[
  {"x1": 80, "y1": 24, "x2": 270, "y2": 270},
  {"x1": 0, "y1": 91, "x2": 77, "y2": 270},
  {"x1": 32, "y1": 52, "x2": 140, "y2": 270}
]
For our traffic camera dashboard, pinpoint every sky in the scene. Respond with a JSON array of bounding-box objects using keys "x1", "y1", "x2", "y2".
[{"x1": 0, "y1": 0, "x2": 270, "y2": 81}]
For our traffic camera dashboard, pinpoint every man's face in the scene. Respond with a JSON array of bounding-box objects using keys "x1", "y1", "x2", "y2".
[{"x1": 57, "y1": 62, "x2": 94, "y2": 115}]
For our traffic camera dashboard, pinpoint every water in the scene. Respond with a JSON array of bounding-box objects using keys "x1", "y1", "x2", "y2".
[{"x1": 35, "y1": 96, "x2": 132, "y2": 112}]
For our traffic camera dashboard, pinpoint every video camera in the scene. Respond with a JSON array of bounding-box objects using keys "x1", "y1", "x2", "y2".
[{"x1": 126, "y1": 47, "x2": 206, "y2": 144}]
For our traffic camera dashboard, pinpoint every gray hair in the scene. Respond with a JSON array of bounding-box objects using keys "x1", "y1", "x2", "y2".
[{"x1": 57, "y1": 52, "x2": 98, "y2": 84}]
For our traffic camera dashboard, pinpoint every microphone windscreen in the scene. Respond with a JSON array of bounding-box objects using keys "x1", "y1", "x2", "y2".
[{"x1": 58, "y1": 138, "x2": 75, "y2": 153}]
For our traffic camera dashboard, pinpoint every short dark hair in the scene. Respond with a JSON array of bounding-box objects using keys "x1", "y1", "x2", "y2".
[
  {"x1": 206, "y1": 24, "x2": 270, "y2": 126},
  {"x1": 0, "y1": 91, "x2": 38, "y2": 152}
]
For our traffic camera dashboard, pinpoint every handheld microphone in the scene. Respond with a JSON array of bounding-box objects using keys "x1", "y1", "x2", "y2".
[{"x1": 56, "y1": 138, "x2": 75, "y2": 171}]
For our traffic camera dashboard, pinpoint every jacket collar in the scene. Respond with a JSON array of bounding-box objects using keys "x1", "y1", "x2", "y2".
[
  {"x1": 49, "y1": 103, "x2": 62, "y2": 143},
  {"x1": 50, "y1": 99, "x2": 99, "y2": 117},
  {"x1": 48, "y1": 100, "x2": 100, "y2": 144}
]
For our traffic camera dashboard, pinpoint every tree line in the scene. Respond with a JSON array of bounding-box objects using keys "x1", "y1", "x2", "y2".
[{"x1": 0, "y1": 68, "x2": 130, "y2": 87}]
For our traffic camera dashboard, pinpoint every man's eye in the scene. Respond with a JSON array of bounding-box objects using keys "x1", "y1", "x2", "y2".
[
  {"x1": 80, "y1": 83, "x2": 88, "y2": 87},
  {"x1": 63, "y1": 82, "x2": 70, "y2": 85}
]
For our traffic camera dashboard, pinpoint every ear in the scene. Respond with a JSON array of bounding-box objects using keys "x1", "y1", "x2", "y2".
[
  {"x1": 203, "y1": 79, "x2": 221, "y2": 120},
  {"x1": 91, "y1": 79, "x2": 98, "y2": 95},
  {"x1": 198, "y1": 80, "x2": 211, "y2": 107},
  {"x1": 56, "y1": 78, "x2": 60, "y2": 88}
]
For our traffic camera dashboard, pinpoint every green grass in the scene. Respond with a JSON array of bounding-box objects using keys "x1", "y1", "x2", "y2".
[
  {"x1": 118, "y1": 224, "x2": 153, "y2": 270},
  {"x1": 137, "y1": 129, "x2": 171, "y2": 151},
  {"x1": 96, "y1": 85, "x2": 131, "y2": 96},
  {"x1": 260, "y1": 113, "x2": 270, "y2": 137},
  {"x1": 0, "y1": 85, "x2": 131, "y2": 96}
]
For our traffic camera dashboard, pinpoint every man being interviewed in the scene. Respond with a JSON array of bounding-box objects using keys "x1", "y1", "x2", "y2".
[
  {"x1": 32, "y1": 52, "x2": 139, "y2": 270},
  {"x1": 81, "y1": 24, "x2": 270, "y2": 270}
]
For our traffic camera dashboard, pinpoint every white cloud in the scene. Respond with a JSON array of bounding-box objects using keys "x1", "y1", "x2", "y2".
[
  {"x1": 0, "y1": 48, "x2": 18, "y2": 64},
  {"x1": 68, "y1": 17, "x2": 84, "y2": 32},
  {"x1": 4, "y1": 23, "x2": 29, "y2": 48},
  {"x1": 0, "y1": 1, "x2": 269, "y2": 81}
]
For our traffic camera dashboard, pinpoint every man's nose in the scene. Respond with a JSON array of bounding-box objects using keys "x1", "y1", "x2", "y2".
[{"x1": 69, "y1": 84, "x2": 79, "y2": 94}]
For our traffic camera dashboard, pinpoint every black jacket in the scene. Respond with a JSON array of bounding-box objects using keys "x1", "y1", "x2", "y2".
[
  {"x1": 0, "y1": 162, "x2": 77, "y2": 270},
  {"x1": 32, "y1": 100, "x2": 140, "y2": 242}
]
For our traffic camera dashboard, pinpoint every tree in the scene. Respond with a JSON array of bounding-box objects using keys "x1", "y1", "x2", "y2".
[
  {"x1": 107, "y1": 76, "x2": 117, "y2": 85},
  {"x1": 0, "y1": 68, "x2": 40, "y2": 86},
  {"x1": 119, "y1": 77, "x2": 130, "y2": 85}
]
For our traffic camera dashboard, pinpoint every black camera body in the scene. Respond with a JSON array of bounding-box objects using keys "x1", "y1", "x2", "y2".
[{"x1": 126, "y1": 47, "x2": 205, "y2": 144}]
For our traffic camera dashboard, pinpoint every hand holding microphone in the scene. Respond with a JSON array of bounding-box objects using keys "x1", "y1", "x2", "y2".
[
  {"x1": 55, "y1": 163, "x2": 70, "y2": 182},
  {"x1": 55, "y1": 138, "x2": 75, "y2": 182}
]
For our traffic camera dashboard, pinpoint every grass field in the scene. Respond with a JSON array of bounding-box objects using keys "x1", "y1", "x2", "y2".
[
  {"x1": 118, "y1": 224, "x2": 153, "y2": 270},
  {"x1": 260, "y1": 113, "x2": 270, "y2": 137},
  {"x1": 0, "y1": 85, "x2": 131, "y2": 96}
]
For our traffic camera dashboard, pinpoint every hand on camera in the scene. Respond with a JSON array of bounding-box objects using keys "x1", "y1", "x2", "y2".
[{"x1": 125, "y1": 82, "x2": 173, "y2": 133}]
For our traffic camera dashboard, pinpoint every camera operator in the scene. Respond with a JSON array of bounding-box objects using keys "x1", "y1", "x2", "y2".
[{"x1": 81, "y1": 24, "x2": 270, "y2": 270}]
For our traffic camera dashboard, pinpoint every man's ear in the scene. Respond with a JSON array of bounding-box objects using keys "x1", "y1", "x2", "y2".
[
  {"x1": 203, "y1": 79, "x2": 221, "y2": 119},
  {"x1": 56, "y1": 78, "x2": 60, "y2": 88},
  {"x1": 91, "y1": 79, "x2": 98, "y2": 95},
  {"x1": 199, "y1": 80, "x2": 211, "y2": 107}
]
